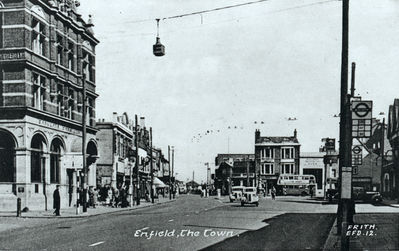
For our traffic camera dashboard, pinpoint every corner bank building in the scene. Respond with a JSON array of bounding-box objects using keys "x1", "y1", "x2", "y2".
[{"x1": 0, "y1": 0, "x2": 99, "y2": 211}]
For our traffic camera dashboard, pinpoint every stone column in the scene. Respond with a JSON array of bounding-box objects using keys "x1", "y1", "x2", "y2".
[{"x1": 15, "y1": 149, "x2": 30, "y2": 209}]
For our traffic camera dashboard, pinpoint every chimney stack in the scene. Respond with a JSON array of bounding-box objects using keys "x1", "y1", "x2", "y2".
[
  {"x1": 112, "y1": 112, "x2": 117, "y2": 122},
  {"x1": 294, "y1": 129, "x2": 297, "y2": 138},
  {"x1": 140, "y1": 117, "x2": 146, "y2": 128},
  {"x1": 255, "y1": 129, "x2": 261, "y2": 142}
]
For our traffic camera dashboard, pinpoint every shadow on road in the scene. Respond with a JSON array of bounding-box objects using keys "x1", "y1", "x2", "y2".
[
  {"x1": 275, "y1": 199, "x2": 326, "y2": 205},
  {"x1": 201, "y1": 213, "x2": 335, "y2": 251}
]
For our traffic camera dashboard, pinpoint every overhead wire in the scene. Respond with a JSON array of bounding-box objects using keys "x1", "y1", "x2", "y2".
[
  {"x1": 161, "y1": 0, "x2": 271, "y2": 20},
  {"x1": 97, "y1": 0, "x2": 337, "y2": 41}
]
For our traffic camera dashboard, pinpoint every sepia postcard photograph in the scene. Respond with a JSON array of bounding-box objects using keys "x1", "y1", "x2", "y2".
[{"x1": 0, "y1": 0, "x2": 398, "y2": 250}]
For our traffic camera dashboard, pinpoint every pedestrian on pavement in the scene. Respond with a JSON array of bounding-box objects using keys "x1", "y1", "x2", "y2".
[
  {"x1": 53, "y1": 185, "x2": 61, "y2": 216},
  {"x1": 120, "y1": 186, "x2": 127, "y2": 208},
  {"x1": 93, "y1": 188, "x2": 98, "y2": 208},
  {"x1": 107, "y1": 186, "x2": 113, "y2": 206},
  {"x1": 114, "y1": 187, "x2": 120, "y2": 207},
  {"x1": 310, "y1": 186, "x2": 314, "y2": 198},
  {"x1": 271, "y1": 186, "x2": 276, "y2": 200},
  {"x1": 88, "y1": 187, "x2": 94, "y2": 207}
]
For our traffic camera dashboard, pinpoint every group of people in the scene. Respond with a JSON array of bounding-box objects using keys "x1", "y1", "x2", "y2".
[{"x1": 99, "y1": 185, "x2": 129, "y2": 208}]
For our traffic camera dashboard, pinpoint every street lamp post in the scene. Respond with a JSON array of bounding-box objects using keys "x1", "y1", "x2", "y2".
[
  {"x1": 337, "y1": 1, "x2": 353, "y2": 251},
  {"x1": 135, "y1": 115, "x2": 140, "y2": 206},
  {"x1": 171, "y1": 146, "x2": 175, "y2": 199},
  {"x1": 168, "y1": 145, "x2": 171, "y2": 200},
  {"x1": 205, "y1": 162, "x2": 209, "y2": 197},
  {"x1": 150, "y1": 127, "x2": 154, "y2": 204},
  {"x1": 81, "y1": 72, "x2": 88, "y2": 213}
]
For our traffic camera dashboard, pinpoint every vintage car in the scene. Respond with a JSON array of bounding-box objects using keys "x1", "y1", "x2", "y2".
[
  {"x1": 240, "y1": 187, "x2": 259, "y2": 207},
  {"x1": 229, "y1": 186, "x2": 245, "y2": 202},
  {"x1": 353, "y1": 187, "x2": 383, "y2": 204},
  {"x1": 327, "y1": 187, "x2": 383, "y2": 204}
]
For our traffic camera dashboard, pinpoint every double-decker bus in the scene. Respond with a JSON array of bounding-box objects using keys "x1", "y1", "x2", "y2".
[{"x1": 277, "y1": 174, "x2": 316, "y2": 196}]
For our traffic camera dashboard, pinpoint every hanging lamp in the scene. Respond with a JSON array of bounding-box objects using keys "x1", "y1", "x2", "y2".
[{"x1": 153, "y1": 19, "x2": 165, "y2": 56}]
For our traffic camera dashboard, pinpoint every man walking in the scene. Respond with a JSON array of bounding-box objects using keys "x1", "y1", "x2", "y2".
[
  {"x1": 271, "y1": 186, "x2": 276, "y2": 200},
  {"x1": 53, "y1": 185, "x2": 61, "y2": 216}
]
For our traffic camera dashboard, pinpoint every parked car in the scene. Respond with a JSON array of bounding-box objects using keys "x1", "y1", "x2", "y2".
[
  {"x1": 327, "y1": 188, "x2": 383, "y2": 204},
  {"x1": 179, "y1": 186, "x2": 187, "y2": 194},
  {"x1": 353, "y1": 187, "x2": 383, "y2": 204},
  {"x1": 229, "y1": 186, "x2": 245, "y2": 202},
  {"x1": 240, "y1": 187, "x2": 259, "y2": 207}
]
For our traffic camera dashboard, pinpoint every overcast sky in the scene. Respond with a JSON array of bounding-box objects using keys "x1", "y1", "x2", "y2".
[{"x1": 78, "y1": 0, "x2": 399, "y2": 182}]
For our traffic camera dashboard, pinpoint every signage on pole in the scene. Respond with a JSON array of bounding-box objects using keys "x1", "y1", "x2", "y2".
[
  {"x1": 352, "y1": 100, "x2": 372, "y2": 119},
  {"x1": 351, "y1": 145, "x2": 363, "y2": 166},
  {"x1": 341, "y1": 166, "x2": 352, "y2": 199},
  {"x1": 352, "y1": 100, "x2": 373, "y2": 138}
]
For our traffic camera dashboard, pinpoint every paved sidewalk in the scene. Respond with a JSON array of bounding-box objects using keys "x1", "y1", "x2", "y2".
[
  {"x1": 381, "y1": 198, "x2": 399, "y2": 208},
  {"x1": 323, "y1": 213, "x2": 399, "y2": 251},
  {"x1": 0, "y1": 197, "x2": 175, "y2": 219}
]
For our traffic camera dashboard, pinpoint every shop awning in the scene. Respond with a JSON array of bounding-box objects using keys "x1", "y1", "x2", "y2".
[{"x1": 154, "y1": 177, "x2": 167, "y2": 188}]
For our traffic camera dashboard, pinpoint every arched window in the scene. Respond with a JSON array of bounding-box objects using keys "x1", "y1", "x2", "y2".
[
  {"x1": 31, "y1": 134, "x2": 46, "y2": 183},
  {"x1": 86, "y1": 140, "x2": 98, "y2": 167},
  {"x1": 50, "y1": 138, "x2": 64, "y2": 184},
  {"x1": 0, "y1": 130, "x2": 16, "y2": 182}
]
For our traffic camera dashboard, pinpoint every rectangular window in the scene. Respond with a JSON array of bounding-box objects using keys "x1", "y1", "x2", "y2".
[
  {"x1": 266, "y1": 164, "x2": 273, "y2": 174},
  {"x1": 56, "y1": 35, "x2": 63, "y2": 65},
  {"x1": 68, "y1": 43, "x2": 74, "y2": 71},
  {"x1": 261, "y1": 164, "x2": 274, "y2": 175},
  {"x1": 88, "y1": 55, "x2": 94, "y2": 82},
  {"x1": 281, "y1": 147, "x2": 294, "y2": 159},
  {"x1": 32, "y1": 74, "x2": 45, "y2": 110},
  {"x1": 282, "y1": 164, "x2": 294, "y2": 174},
  {"x1": 32, "y1": 19, "x2": 45, "y2": 56},
  {"x1": 56, "y1": 84, "x2": 63, "y2": 116},
  {"x1": 261, "y1": 148, "x2": 274, "y2": 159}
]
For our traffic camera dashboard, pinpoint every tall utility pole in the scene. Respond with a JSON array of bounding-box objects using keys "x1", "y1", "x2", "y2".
[
  {"x1": 168, "y1": 145, "x2": 171, "y2": 200},
  {"x1": 129, "y1": 150, "x2": 133, "y2": 207},
  {"x1": 150, "y1": 127, "x2": 154, "y2": 203},
  {"x1": 205, "y1": 162, "x2": 209, "y2": 197},
  {"x1": 350, "y1": 62, "x2": 356, "y2": 97},
  {"x1": 135, "y1": 115, "x2": 140, "y2": 206},
  {"x1": 338, "y1": 1, "x2": 352, "y2": 250},
  {"x1": 172, "y1": 147, "x2": 175, "y2": 199},
  {"x1": 81, "y1": 72, "x2": 87, "y2": 213},
  {"x1": 380, "y1": 118, "x2": 385, "y2": 193}
]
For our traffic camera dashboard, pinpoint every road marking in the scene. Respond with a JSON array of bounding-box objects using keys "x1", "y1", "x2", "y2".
[
  {"x1": 139, "y1": 227, "x2": 149, "y2": 231},
  {"x1": 185, "y1": 215, "x2": 189, "y2": 216},
  {"x1": 168, "y1": 219, "x2": 174, "y2": 222},
  {"x1": 89, "y1": 241, "x2": 105, "y2": 247}
]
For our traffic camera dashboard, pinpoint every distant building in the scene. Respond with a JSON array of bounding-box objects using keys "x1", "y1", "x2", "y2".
[
  {"x1": 0, "y1": 0, "x2": 99, "y2": 211},
  {"x1": 386, "y1": 100, "x2": 399, "y2": 199},
  {"x1": 214, "y1": 153, "x2": 254, "y2": 195},
  {"x1": 351, "y1": 118, "x2": 391, "y2": 194},
  {"x1": 96, "y1": 112, "x2": 134, "y2": 189},
  {"x1": 255, "y1": 129, "x2": 300, "y2": 194},
  {"x1": 232, "y1": 160, "x2": 256, "y2": 187},
  {"x1": 300, "y1": 152, "x2": 338, "y2": 198}
]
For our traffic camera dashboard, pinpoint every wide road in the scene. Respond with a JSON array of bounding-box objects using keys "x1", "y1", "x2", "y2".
[{"x1": 0, "y1": 194, "x2": 337, "y2": 251}]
